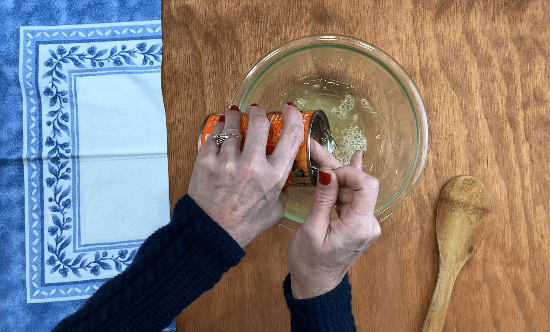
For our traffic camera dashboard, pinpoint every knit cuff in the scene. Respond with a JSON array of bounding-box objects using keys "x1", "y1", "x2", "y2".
[
  {"x1": 173, "y1": 194, "x2": 245, "y2": 268},
  {"x1": 283, "y1": 273, "x2": 356, "y2": 332}
]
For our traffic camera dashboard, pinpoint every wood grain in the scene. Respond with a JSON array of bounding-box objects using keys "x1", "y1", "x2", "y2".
[{"x1": 161, "y1": 0, "x2": 550, "y2": 331}]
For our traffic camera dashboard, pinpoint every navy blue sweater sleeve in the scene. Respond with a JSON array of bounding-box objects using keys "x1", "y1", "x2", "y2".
[
  {"x1": 52, "y1": 194, "x2": 245, "y2": 332},
  {"x1": 53, "y1": 193, "x2": 356, "y2": 331},
  {"x1": 283, "y1": 273, "x2": 357, "y2": 332}
]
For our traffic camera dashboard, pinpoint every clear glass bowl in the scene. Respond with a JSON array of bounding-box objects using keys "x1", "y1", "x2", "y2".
[{"x1": 231, "y1": 35, "x2": 429, "y2": 230}]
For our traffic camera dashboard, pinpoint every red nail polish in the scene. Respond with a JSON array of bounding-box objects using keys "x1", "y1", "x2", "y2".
[
  {"x1": 219, "y1": 115, "x2": 225, "y2": 123},
  {"x1": 319, "y1": 171, "x2": 331, "y2": 185},
  {"x1": 230, "y1": 105, "x2": 240, "y2": 112},
  {"x1": 250, "y1": 103, "x2": 259, "y2": 107},
  {"x1": 362, "y1": 151, "x2": 365, "y2": 160},
  {"x1": 286, "y1": 101, "x2": 296, "y2": 107}
]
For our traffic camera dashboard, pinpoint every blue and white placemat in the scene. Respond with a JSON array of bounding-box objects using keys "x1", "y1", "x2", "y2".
[{"x1": 1, "y1": 2, "x2": 174, "y2": 331}]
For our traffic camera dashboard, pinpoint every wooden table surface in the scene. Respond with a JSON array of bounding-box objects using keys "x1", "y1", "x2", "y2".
[{"x1": 161, "y1": 0, "x2": 550, "y2": 331}]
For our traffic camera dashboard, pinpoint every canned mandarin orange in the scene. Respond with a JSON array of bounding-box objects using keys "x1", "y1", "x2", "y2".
[{"x1": 198, "y1": 109, "x2": 337, "y2": 187}]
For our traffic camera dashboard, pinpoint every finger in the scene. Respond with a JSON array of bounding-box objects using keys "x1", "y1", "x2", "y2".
[
  {"x1": 333, "y1": 166, "x2": 379, "y2": 215},
  {"x1": 241, "y1": 104, "x2": 270, "y2": 158},
  {"x1": 349, "y1": 150, "x2": 363, "y2": 170},
  {"x1": 269, "y1": 103, "x2": 305, "y2": 176},
  {"x1": 199, "y1": 111, "x2": 228, "y2": 156},
  {"x1": 337, "y1": 187, "x2": 355, "y2": 205},
  {"x1": 310, "y1": 138, "x2": 342, "y2": 170},
  {"x1": 218, "y1": 106, "x2": 243, "y2": 157},
  {"x1": 303, "y1": 167, "x2": 339, "y2": 235}
]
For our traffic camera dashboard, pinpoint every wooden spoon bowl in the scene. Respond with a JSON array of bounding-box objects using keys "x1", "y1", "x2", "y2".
[{"x1": 422, "y1": 175, "x2": 491, "y2": 332}]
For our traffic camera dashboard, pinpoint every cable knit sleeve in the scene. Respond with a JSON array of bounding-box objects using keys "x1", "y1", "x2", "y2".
[
  {"x1": 52, "y1": 194, "x2": 245, "y2": 332},
  {"x1": 283, "y1": 273, "x2": 357, "y2": 332}
]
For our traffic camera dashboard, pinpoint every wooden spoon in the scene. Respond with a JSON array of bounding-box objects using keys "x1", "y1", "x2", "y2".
[{"x1": 421, "y1": 175, "x2": 491, "y2": 332}]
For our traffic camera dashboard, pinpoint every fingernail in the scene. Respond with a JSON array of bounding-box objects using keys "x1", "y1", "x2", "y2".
[
  {"x1": 230, "y1": 105, "x2": 240, "y2": 112},
  {"x1": 219, "y1": 115, "x2": 225, "y2": 123},
  {"x1": 357, "y1": 150, "x2": 364, "y2": 160},
  {"x1": 286, "y1": 101, "x2": 296, "y2": 107},
  {"x1": 319, "y1": 171, "x2": 331, "y2": 185},
  {"x1": 250, "y1": 103, "x2": 259, "y2": 107}
]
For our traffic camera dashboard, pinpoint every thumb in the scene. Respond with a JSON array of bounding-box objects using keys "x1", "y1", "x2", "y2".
[{"x1": 304, "y1": 167, "x2": 339, "y2": 232}]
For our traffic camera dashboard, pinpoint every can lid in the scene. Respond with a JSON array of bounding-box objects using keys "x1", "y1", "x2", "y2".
[
  {"x1": 307, "y1": 109, "x2": 338, "y2": 185},
  {"x1": 327, "y1": 134, "x2": 339, "y2": 154}
]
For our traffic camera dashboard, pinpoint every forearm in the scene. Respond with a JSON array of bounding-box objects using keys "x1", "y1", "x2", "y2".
[
  {"x1": 52, "y1": 194, "x2": 245, "y2": 332},
  {"x1": 284, "y1": 273, "x2": 356, "y2": 332}
]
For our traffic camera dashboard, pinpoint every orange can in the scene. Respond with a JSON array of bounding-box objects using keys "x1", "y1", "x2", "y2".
[{"x1": 198, "y1": 110, "x2": 337, "y2": 187}]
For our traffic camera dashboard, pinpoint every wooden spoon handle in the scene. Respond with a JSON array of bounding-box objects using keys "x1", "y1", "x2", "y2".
[{"x1": 421, "y1": 264, "x2": 460, "y2": 332}]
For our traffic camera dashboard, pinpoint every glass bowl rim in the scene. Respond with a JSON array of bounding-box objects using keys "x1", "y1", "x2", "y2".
[{"x1": 231, "y1": 34, "x2": 429, "y2": 224}]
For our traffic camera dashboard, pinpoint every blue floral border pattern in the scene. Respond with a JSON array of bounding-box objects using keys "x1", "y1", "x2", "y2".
[
  {"x1": 20, "y1": 21, "x2": 162, "y2": 303},
  {"x1": 43, "y1": 43, "x2": 161, "y2": 278}
]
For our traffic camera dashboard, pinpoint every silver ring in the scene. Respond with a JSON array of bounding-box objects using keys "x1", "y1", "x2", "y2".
[{"x1": 213, "y1": 132, "x2": 242, "y2": 147}]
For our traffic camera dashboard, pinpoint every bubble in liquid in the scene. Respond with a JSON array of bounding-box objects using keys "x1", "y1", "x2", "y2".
[
  {"x1": 335, "y1": 126, "x2": 368, "y2": 165},
  {"x1": 295, "y1": 98, "x2": 306, "y2": 110},
  {"x1": 361, "y1": 98, "x2": 373, "y2": 113},
  {"x1": 330, "y1": 94, "x2": 354, "y2": 119},
  {"x1": 361, "y1": 98, "x2": 378, "y2": 119}
]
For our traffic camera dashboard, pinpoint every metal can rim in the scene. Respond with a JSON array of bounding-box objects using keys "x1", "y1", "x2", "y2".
[{"x1": 307, "y1": 109, "x2": 331, "y2": 186}]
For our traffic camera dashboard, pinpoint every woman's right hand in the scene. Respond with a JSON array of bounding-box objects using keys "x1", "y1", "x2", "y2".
[{"x1": 288, "y1": 139, "x2": 381, "y2": 299}]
